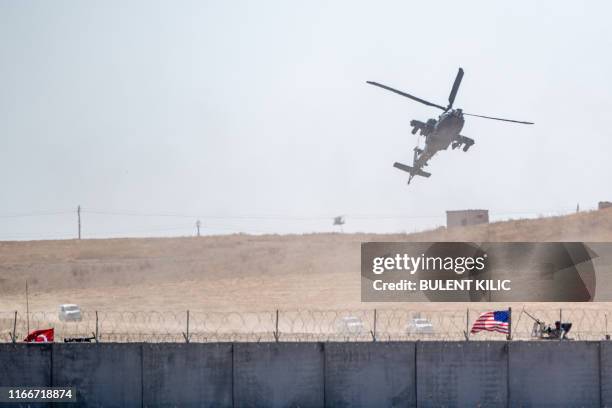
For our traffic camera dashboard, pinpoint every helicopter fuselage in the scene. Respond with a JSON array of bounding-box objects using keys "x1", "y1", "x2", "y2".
[
  {"x1": 412, "y1": 109, "x2": 466, "y2": 168},
  {"x1": 426, "y1": 110, "x2": 465, "y2": 151}
]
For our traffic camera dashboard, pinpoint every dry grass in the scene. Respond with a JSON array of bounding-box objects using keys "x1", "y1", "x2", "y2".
[{"x1": 1, "y1": 208, "x2": 612, "y2": 313}]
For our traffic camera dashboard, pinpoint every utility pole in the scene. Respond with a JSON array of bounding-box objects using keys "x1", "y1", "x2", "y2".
[
  {"x1": 196, "y1": 220, "x2": 201, "y2": 237},
  {"x1": 77, "y1": 205, "x2": 82, "y2": 240}
]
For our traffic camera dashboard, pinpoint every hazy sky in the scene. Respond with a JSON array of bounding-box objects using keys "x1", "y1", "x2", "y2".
[{"x1": 1, "y1": 0, "x2": 611, "y2": 239}]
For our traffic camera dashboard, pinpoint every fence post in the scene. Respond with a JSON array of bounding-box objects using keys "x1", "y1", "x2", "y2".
[
  {"x1": 184, "y1": 310, "x2": 190, "y2": 343},
  {"x1": 559, "y1": 308, "x2": 562, "y2": 341},
  {"x1": 370, "y1": 309, "x2": 377, "y2": 342},
  {"x1": 95, "y1": 311, "x2": 99, "y2": 343},
  {"x1": 273, "y1": 310, "x2": 279, "y2": 342},
  {"x1": 507, "y1": 307, "x2": 512, "y2": 341},
  {"x1": 25, "y1": 280, "x2": 29, "y2": 334},
  {"x1": 11, "y1": 311, "x2": 17, "y2": 343}
]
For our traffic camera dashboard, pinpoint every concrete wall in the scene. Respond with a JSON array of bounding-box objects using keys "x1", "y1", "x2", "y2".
[
  {"x1": 1, "y1": 341, "x2": 612, "y2": 407},
  {"x1": 0, "y1": 344, "x2": 52, "y2": 408},
  {"x1": 325, "y1": 342, "x2": 416, "y2": 407},
  {"x1": 53, "y1": 344, "x2": 142, "y2": 408},
  {"x1": 143, "y1": 343, "x2": 233, "y2": 408},
  {"x1": 509, "y1": 341, "x2": 600, "y2": 407},
  {"x1": 417, "y1": 341, "x2": 507, "y2": 407},
  {"x1": 0, "y1": 344, "x2": 51, "y2": 388},
  {"x1": 600, "y1": 341, "x2": 612, "y2": 407},
  {"x1": 233, "y1": 343, "x2": 324, "y2": 408}
]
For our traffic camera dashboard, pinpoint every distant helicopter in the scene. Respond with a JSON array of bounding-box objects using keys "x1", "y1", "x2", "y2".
[
  {"x1": 333, "y1": 216, "x2": 345, "y2": 226},
  {"x1": 367, "y1": 68, "x2": 534, "y2": 184}
]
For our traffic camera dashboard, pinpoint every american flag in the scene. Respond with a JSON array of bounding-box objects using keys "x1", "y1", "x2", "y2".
[{"x1": 471, "y1": 310, "x2": 509, "y2": 334}]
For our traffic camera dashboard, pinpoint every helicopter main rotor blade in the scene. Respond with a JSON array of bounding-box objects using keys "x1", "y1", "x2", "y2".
[
  {"x1": 366, "y1": 81, "x2": 446, "y2": 110},
  {"x1": 447, "y1": 68, "x2": 464, "y2": 110},
  {"x1": 464, "y1": 112, "x2": 534, "y2": 125}
]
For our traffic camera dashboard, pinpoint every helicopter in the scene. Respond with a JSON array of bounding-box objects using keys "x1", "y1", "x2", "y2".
[{"x1": 367, "y1": 68, "x2": 534, "y2": 184}]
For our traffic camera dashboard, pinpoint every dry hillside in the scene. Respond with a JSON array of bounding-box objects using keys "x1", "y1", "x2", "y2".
[{"x1": 1, "y1": 208, "x2": 612, "y2": 312}]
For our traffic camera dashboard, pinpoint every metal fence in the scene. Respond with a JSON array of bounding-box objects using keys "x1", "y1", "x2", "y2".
[{"x1": 1, "y1": 308, "x2": 610, "y2": 343}]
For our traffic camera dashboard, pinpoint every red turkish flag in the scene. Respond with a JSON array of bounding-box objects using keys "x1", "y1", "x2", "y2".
[{"x1": 23, "y1": 328, "x2": 54, "y2": 343}]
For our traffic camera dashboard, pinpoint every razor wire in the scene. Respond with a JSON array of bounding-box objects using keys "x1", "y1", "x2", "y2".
[{"x1": 1, "y1": 308, "x2": 611, "y2": 343}]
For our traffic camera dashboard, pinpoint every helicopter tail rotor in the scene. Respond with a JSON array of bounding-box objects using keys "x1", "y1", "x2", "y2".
[{"x1": 447, "y1": 67, "x2": 464, "y2": 110}]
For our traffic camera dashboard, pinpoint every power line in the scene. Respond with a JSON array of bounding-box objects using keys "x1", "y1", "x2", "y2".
[
  {"x1": 0, "y1": 210, "x2": 73, "y2": 218},
  {"x1": 81, "y1": 209, "x2": 336, "y2": 220},
  {"x1": 63, "y1": 207, "x2": 588, "y2": 221}
]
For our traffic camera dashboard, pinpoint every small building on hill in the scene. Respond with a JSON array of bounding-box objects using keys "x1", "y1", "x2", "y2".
[
  {"x1": 599, "y1": 201, "x2": 612, "y2": 210},
  {"x1": 446, "y1": 209, "x2": 489, "y2": 228}
]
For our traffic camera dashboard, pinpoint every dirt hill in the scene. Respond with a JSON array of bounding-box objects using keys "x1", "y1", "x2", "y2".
[{"x1": 1, "y1": 208, "x2": 612, "y2": 312}]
